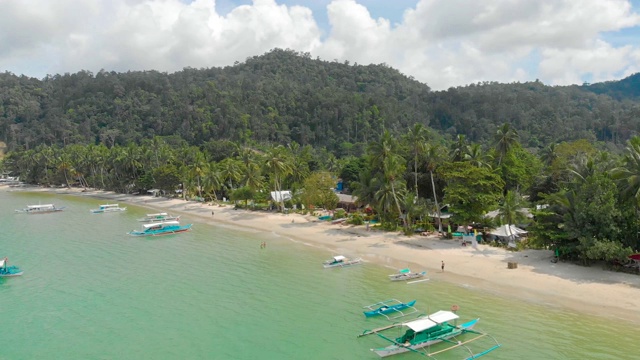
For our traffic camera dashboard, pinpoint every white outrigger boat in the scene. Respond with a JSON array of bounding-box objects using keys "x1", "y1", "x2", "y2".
[
  {"x1": 90, "y1": 204, "x2": 126, "y2": 213},
  {"x1": 360, "y1": 308, "x2": 501, "y2": 358},
  {"x1": 388, "y1": 268, "x2": 427, "y2": 281},
  {"x1": 15, "y1": 204, "x2": 65, "y2": 214},
  {"x1": 323, "y1": 255, "x2": 363, "y2": 268},
  {"x1": 137, "y1": 212, "x2": 180, "y2": 222}
]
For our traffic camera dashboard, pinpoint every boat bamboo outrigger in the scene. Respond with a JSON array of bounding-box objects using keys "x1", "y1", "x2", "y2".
[
  {"x1": 360, "y1": 307, "x2": 501, "y2": 359},
  {"x1": 363, "y1": 299, "x2": 418, "y2": 320}
]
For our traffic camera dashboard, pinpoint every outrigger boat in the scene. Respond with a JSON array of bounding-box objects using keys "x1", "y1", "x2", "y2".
[
  {"x1": 137, "y1": 212, "x2": 180, "y2": 223},
  {"x1": 0, "y1": 257, "x2": 24, "y2": 277},
  {"x1": 360, "y1": 308, "x2": 501, "y2": 358},
  {"x1": 388, "y1": 268, "x2": 427, "y2": 281},
  {"x1": 128, "y1": 221, "x2": 193, "y2": 237},
  {"x1": 323, "y1": 255, "x2": 363, "y2": 268},
  {"x1": 363, "y1": 299, "x2": 418, "y2": 319},
  {"x1": 90, "y1": 204, "x2": 126, "y2": 213},
  {"x1": 15, "y1": 204, "x2": 64, "y2": 214}
]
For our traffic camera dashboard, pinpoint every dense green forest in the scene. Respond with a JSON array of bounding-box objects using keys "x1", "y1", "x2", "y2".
[
  {"x1": 3, "y1": 48, "x2": 640, "y2": 154},
  {"x1": 3, "y1": 48, "x2": 640, "y2": 269}
]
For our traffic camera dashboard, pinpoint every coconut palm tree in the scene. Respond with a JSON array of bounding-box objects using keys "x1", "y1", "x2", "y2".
[
  {"x1": 264, "y1": 146, "x2": 293, "y2": 211},
  {"x1": 403, "y1": 123, "x2": 429, "y2": 198},
  {"x1": 449, "y1": 134, "x2": 469, "y2": 162},
  {"x1": 493, "y1": 123, "x2": 519, "y2": 165}
]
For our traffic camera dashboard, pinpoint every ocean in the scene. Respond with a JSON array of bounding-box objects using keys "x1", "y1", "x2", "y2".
[{"x1": 1, "y1": 190, "x2": 639, "y2": 359}]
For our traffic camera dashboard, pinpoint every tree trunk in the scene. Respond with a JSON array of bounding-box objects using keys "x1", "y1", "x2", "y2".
[{"x1": 430, "y1": 170, "x2": 442, "y2": 233}]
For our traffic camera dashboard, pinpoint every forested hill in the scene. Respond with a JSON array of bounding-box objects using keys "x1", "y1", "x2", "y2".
[{"x1": 1, "y1": 48, "x2": 640, "y2": 154}]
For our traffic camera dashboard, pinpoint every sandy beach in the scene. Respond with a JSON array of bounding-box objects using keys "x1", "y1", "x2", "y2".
[{"x1": 8, "y1": 185, "x2": 640, "y2": 324}]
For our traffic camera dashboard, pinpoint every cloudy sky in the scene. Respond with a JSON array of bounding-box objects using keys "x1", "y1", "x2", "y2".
[{"x1": 2, "y1": 0, "x2": 640, "y2": 90}]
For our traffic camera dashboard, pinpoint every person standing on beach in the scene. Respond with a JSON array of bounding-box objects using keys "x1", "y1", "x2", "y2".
[{"x1": 441, "y1": 260, "x2": 445, "y2": 272}]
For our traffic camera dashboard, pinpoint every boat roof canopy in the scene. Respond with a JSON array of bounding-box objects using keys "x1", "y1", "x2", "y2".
[
  {"x1": 399, "y1": 268, "x2": 411, "y2": 274},
  {"x1": 405, "y1": 311, "x2": 459, "y2": 332},
  {"x1": 100, "y1": 204, "x2": 119, "y2": 207},
  {"x1": 147, "y1": 212, "x2": 168, "y2": 217},
  {"x1": 28, "y1": 204, "x2": 54, "y2": 208},
  {"x1": 334, "y1": 255, "x2": 346, "y2": 261},
  {"x1": 143, "y1": 221, "x2": 180, "y2": 228}
]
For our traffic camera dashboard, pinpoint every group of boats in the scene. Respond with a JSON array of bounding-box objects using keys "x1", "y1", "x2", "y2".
[
  {"x1": 359, "y1": 300, "x2": 501, "y2": 358},
  {"x1": 7, "y1": 204, "x2": 193, "y2": 278},
  {"x1": 320, "y1": 254, "x2": 500, "y2": 358}
]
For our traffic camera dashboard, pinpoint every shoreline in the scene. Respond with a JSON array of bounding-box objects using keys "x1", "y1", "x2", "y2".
[{"x1": 8, "y1": 185, "x2": 640, "y2": 324}]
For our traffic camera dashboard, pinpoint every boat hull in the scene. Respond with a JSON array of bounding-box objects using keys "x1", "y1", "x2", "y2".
[
  {"x1": 0, "y1": 266, "x2": 24, "y2": 277},
  {"x1": 371, "y1": 319, "x2": 479, "y2": 357},
  {"x1": 388, "y1": 271, "x2": 426, "y2": 281},
  {"x1": 364, "y1": 300, "x2": 417, "y2": 318},
  {"x1": 323, "y1": 258, "x2": 363, "y2": 268},
  {"x1": 129, "y1": 224, "x2": 193, "y2": 237}
]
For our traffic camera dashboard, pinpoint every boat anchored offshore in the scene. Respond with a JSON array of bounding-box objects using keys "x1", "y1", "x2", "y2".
[
  {"x1": 15, "y1": 204, "x2": 65, "y2": 214},
  {"x1": 137, "y1": 212, "x2": 180, "y2": 223},
  {"x1": 322, "y1": 255, "x2": 363, "y2": 268},
  {"x1": 388, "y1": 268, "x2": 427, "y2": 282},
  {"x1": 128, "y1": 221, "x2": 193, "y2": 237},
  {"x1": 360, "y1": 307, "x2": 501, "y2": 358},
  {"x1": 90, "y1": 204, "x2": 126, "y2": 213},
  {"x1": 363, "y1": 299, "x2": 418, "y2": 320},
  {"x1": 0, "y1": 257, "x2": 24, "y2": 277}
]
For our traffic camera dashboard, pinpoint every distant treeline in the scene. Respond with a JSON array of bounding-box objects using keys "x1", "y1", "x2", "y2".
[{"x1": 2, "y1": 48, "x2": 640, "y2": 155}]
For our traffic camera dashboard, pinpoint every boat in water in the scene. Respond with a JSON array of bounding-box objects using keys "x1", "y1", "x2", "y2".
[
  {"x1": 322, "y1": 255, "x2": 363, "y2": 268},
  {"x1": 361, "y1": 308, "x2": 501, "y2": 358},
  {"x1": 0, "y1": 257, "x2": 24, "y2": 277},
  {"x1": 363, "y1": 299, "x2": 417, "y2": 319},
  {"x1": 90, "y1": 204, "x2": 126, "y2": 213},
  {"x1": 15, "y1": 204, "x2": 65, "y2": 214},
  {"x1": 137, "y1": 212, "x2": 180, "y2": 223},
  {"x1": 388, "y1": 268, "x2": 427, "y2": 281},
  {"x1": 128, "y1": 221, "x2": 193, "y2": 236}
]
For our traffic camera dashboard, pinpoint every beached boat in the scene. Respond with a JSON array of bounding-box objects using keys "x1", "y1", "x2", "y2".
[
  {"x1": 322, "y1": 255, "x2": 363, "y2": 268},
  {"x1": 128, "y1": 221, "x2": 193, "y2": 236},
  {"x1": 90, "y1": 204, "x2": 126, "y2": 213},
  {"x1": 0, "y1": 257, "x2": 24, "y2": 277},
  {"x1": 15, "y1": 204, "x2": 64, "y2": 214},
  {"x1": 363, "y1": 299, "x2": 417, "y2": 319},
  {"x1": 361, "y1": 309, "x2": 501, "y2": 358},
  {"x1": 388, "y1": 268, "x2": 427, "y2": 281},
  {"x1": 137, "y1": 212, "x2": 180, "y2": 223}
]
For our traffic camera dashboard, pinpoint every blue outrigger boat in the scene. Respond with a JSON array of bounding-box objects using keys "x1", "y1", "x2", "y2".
[
  {"x1": 359, "y1": 307, "x2": 501, "y2": 358},
  {"x1": 363, "y1": 299, "x2": 418, "y2": 319},
  {"x1": 0, "y1": 257, "x2": 23, "y2": 277},
  {"x1": 128, "y1": 221, "x2": 192, "y2": 237}
]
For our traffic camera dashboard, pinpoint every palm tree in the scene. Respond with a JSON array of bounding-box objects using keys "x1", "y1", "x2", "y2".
[
  {"x1": 425, "y1": 143, "x2": 445, "y2": 233},
  {"x1": 613, "y1": 136, "x2": 640, "y2": 206},
  {"x1": 449, "y1": 134, "x2": 469, "y2": 162},
  {"x1": 494, "y1": 123, "x2": 519, "y2": 165},
  {"x1": 403, "y1": 123, "x2": 428, "y2": 199},
  {"x1": 464, "y1": 143, "x2": 492, "y2": 169},
  {"x1": 539, "y1": 143, "x2": 558, "y2": 168},
  {"x1": 264, "y1": 146, "x2": 293, "y2": 211}
]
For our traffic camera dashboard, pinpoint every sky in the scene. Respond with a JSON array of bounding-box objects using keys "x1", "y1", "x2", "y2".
[{"x1": 2, "y1": 0, "x2": 640, "y2": 90}]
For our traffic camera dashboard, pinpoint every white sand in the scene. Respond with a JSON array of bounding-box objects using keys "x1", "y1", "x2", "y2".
[{"x1": 9, "y1": 186, "x2": 640, "y2": 324}]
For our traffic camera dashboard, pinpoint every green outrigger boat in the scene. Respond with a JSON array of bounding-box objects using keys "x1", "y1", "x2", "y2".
[{"x1": 360, "y1": 309, "x2": 500, "y2": 358}]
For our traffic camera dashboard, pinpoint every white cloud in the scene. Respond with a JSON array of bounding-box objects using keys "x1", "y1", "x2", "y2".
[{"x1": 0, "y1": 0, "x2": 639, "y2": 90}]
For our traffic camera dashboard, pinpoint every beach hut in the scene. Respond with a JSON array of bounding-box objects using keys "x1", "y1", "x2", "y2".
[
  {"x1": 336, "y1": 193, "x2": 358, "y2": 212},
  {"x1": 489, "y1": 224, "x2": 527, "y2": 247}
]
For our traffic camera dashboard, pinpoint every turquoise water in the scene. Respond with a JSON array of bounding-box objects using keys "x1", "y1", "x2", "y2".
[{"x1": 1, "y1": 191, "x2": 640, "y2": 359}]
